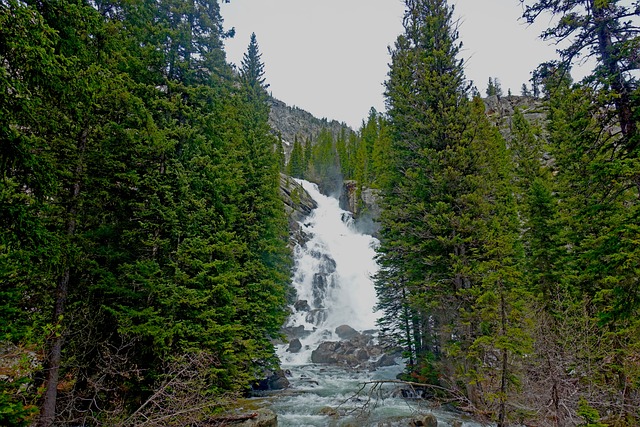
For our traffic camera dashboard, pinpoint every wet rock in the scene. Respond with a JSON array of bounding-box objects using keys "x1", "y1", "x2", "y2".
[
  {"x1": 450, "y1": 421, "x2": 462, "y2": 427},
  {"x1": 287, "y1": 338, "x2": 302, "y2": 353},
  {"x1": 293, "y1": 299, "x2": 311, "y2": 312},
  {"x1": 375, "y1": 353, "x2": 399, "y2": 367},
  {"x1": 335, "y1": 324, "x2": 360, "y2": 340},
  {"x1": 410, "y1": 413, "x2": 438, "y2": 427},
  {"x1": 318, "y1": 406, "x2": 339, "y2": 417},
  {"x1": 339, "y1": 180, "x2": 382, "y2": 237},
  {"x1": 354, "y1": 348, "x2": 369, "y2": 361},
  {"x1": 311, "y1": 341, "x2": 341, "y2": 364},
  {"x1": 233, "y1": 408, "x2": 278, "y2": 427},
  {"x1": 305, "y1": 309, "x2": 327, "y2": 325},
  {"x1": 252, "y1": 369, "x2": 290, "y2": 391},
  {"x1": 281, "y1": 325, "x2": 310, "y2": 340},
  {"x1": 279, "y1": 173, "x2": 317, "y2": 247}
]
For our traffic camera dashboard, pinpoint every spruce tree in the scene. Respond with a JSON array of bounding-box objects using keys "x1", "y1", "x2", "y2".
[
  {"x1": 240, "y1": 32, "x2": 269, "y2": 93},
  {"x1": 377, "y1": 1, "x2": 529, "y2": 419},
  {"x1": 377, "y1": 0, "x2": 471, "y2": 369}
]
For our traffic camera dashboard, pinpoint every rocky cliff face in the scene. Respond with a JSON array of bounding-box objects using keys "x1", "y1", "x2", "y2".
[
  {"x1": 339, "y1": 180, "x2": 381, "y2": 237},
  {"x1": 268, "y1": 97, "x2": 354, "y2": 158},
  {"x1": 483, "y1": 94, "x2": 547, "y2": 136},
  {"x1": 279, "y1": 173, "x2": 317, "y2": 247}
]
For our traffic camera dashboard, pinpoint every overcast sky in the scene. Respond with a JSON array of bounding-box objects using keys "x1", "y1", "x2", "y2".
[{"x1": 220, "y1": 1, "x2": 582, "y2": 129}]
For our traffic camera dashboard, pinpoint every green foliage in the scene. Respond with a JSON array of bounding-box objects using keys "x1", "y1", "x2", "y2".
[
  {"x1": 287, "y1": 136, "x2": 306, "y2": 178},
  {"x1": 375, "y1": 2, "x2": 532, "y2": 422},
  {"x1": 307, "y1": 129, "x2": 341, "y2": 194},
  {"x1": 1, "y1": 0, "x2": 291, "y2": 422},
  {"x1": 486, "y1": 77, "x2": 503, "y2": 97},
  {"x1": 577, "y1": 398, "x2": 607, "y2": 427}
]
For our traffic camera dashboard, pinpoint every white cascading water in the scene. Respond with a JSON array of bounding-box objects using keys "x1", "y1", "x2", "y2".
[
  {"x1": 269, "y1": 179, "x2": 484, "y2": 427},
  {"x1": 282, "y1": 179, "x2": 379, "y2": 353}
]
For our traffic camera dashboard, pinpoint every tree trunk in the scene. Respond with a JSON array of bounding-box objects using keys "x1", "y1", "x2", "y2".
[
  {"x1": 38, "y1": 128, "x2": 88, "y2": 427},
  {"x1": 498, "y1": 288, "x2": 508, "y2": 427},
  {"x1": 590, "y1": 0, "x2": 637, "y2": 150},
  {"x1": 401, "y1": 287, "x2": 415, "y2": 366}
]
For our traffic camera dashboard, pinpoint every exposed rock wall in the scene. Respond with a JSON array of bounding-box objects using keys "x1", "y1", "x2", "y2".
[
  {"x1": 483, "y1": 94, "x2": 547, "y2": 137},
  {"x1": 339, "y1": 180, "x2": 381, "y2": 237},
  {"x1": 268, "y1": 97, "x2": 354, "y2": 158},
  {"x1": 279, "y1": 173, "x2": 317, "y2": 247}
]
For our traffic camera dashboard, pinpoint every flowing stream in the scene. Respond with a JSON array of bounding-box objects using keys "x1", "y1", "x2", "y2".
[{"x1": 268, "y1": 179, "x2": 483, "y2": 427}]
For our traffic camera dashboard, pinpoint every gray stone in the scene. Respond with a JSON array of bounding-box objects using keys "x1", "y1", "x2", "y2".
[
  {"x1": 305, "y1": 309, "x2": 327, "y2": 325},
  {"x1": 281, "y1": 325, "x2": 309, "y2": 340},
  {"x1": 234, "y1": 408, "x2": 278, "y2": 427},
  {"x1": 293, "y1": 299, "x2": 311, "y2": 312},
  {"x1": 375, "y1": 353, "x2": 399, "y2": 367},
  {"x1": 287, "y1": 338, "x2": 302, "y2": 353},
  {"x1": 252, "y1": 369, "x2": 289, "y2": 391},
  {"x1": 354, "y1": 348, "x2": 370, "y2": 361},
  {"x1": 335, "y1": 324, "x2": 360, "y2": 340},
  {"x1": 279, "y1": 173, "x2": 317, "y2": 247},
  {"x1": 311, "y1": 341, "x2": 341, "y2": 364},
  {"x1": 410, "y1": 413, "x2": 438, "y2": 427},
  {"x1": 339, "y1": 180, "x2": 381, "y2": 237}
]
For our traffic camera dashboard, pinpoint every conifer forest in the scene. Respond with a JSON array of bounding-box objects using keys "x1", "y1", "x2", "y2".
[{"x1": 2, "y1": 0, "x2": 640, "y2": 426}]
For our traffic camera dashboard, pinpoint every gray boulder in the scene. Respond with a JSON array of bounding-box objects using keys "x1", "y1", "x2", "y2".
[
  {"x1": 293, "y1": 299, "x2": 311, "y2": 312},
  {"x1": 252, "y1": 369, "x2": 289, "y2": 391},
  {"x1": 335, "y1": 324, "x2": 360, "y2": 340},
  {"x1": 234, "y1": 408, "x2": 278, "y2": 427},
  {"x1": 410, "y1": 413, "x2": 438, "y2": 427},
  {"x1": 375, "y1": 353, "x2": 399, "y2": 367},
  {"x1": 287, "y1": 338, "x2": 302, "y2": 353}
]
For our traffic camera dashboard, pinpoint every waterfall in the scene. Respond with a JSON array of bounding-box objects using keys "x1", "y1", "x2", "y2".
[
  {"x1": 281, "y1": 178, "x2": 379, "y2": 361},
  {"x1": 269, "y1": 179, "x2": 485, "y2": 427}
]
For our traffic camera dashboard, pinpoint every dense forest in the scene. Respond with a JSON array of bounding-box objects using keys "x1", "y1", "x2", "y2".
[
  {"x1": 1, "y1": 0, "x2": 290, "y2": 425},
  {"x1": 372, "y1": 0, "x2": 640, "y2": 426},
  {"x1": 2, "y1": 0, "x2": 640, "y2": 426}
]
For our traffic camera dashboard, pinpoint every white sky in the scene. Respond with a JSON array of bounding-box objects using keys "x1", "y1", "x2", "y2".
[{"x1": 220, "y1": 1, "x2": 586, "y2": 129}]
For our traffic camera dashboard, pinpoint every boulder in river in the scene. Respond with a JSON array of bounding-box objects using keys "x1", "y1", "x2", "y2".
[
  {"x1": 311, "y1": 341, "x2": 341, "y2": 364},
  {"x1": 252, "y1": 369, "x2": 289, "y2": 391},
  {"x1": 375, "y1": 353, "x2": 400, "y2": 367},
  {"x1": 335, "y1": 324, "x2": 360, "y2": 340},
  {"x1": 410, "y1": 413, "x2": 438, "y2": 427},
  {"x1": 287, "y1": 338, "x2": 302, "y2": 353},
  {"x1": 293, "y1": 299, "x2": 311, "y2": 312}
]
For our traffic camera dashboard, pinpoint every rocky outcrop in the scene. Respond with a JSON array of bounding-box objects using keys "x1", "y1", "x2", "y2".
[
  {"x1": 252, "y1": 369, "x2": 290, "y2": 391},
  {"x1": 339, "y1": 180, "x2": 381, "y2": 237},
  {"x1": 279, "y1": 173, "x2": 317, "y2": 246},
  {"x1": 483, "y1": 94, "x2": 547, "y2": 138},
  {"x1": 269, "y1": 97, "x2": 353, "y2": 159}
]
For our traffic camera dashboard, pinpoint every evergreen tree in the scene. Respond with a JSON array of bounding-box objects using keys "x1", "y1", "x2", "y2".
[
  {"x1": 377, "y1": 0, "x2": 471, "y2": 368},
  {"x1": 377, "y1": 2, "x2": 529, "y2": 420},
  {"x1": 522, "y1": 0, "x2": 639, "y2": 153},
  {"x1": 240, "y1": 32, "x2": 269, "y2": 95},
  {"x1": 287, "y1": 136, "x2": 305, "y2": 178},
  {"x1": 486, "y1": 77, "x2": 503, "y2": 97},
  {"x1": 1, "y1": 0, "x2": 293, "y2": 423}
]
